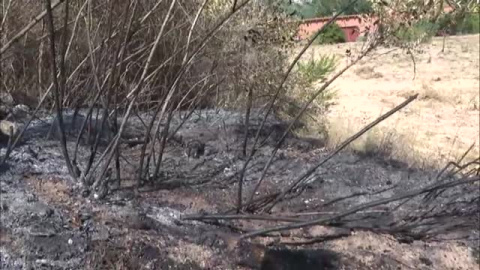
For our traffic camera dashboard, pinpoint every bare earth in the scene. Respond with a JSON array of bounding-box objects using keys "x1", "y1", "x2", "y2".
[{"x1": 301, "y1": 34, "x2": 479, "y2": 167}]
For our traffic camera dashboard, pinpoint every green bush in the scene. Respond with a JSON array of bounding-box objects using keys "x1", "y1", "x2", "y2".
[
  {"x1": 456, "y1": 13, "x2": 480, "y2": 34},
  {"x1": 394, "y1": 20, "x2": 439, "y2": 43},
  {"x1": 296, "y1": 54, "x2": 337, "y2": 85},
  {"x1": 313, "y1": 23, "x2": 346, "y2": 44},
  {"x1": 436, "y1": 12, "x2": 480, "y2": 35}
]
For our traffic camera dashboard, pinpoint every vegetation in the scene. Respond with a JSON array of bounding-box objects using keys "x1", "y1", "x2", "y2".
[
  {"x1": 312, "y1": 23, "x2": 347, "y2": 44},
  {"x1": 296, "y1": 55, "x2": 337, "y2": 85},
  {"x1": 456, "y1": 12, "x2": 480, "y2": 34},
  {"x1": 2, "y1": 1, "x2": 478, "y2": 248},
  {"x1": 272, "y1": 0, "x2": 373, "y2": 18},
  {"x1": 394, "y1": 20, "x2": 440, "y2": 43}
]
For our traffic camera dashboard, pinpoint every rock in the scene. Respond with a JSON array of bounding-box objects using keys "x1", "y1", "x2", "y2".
[
  {"x1": 0, "y1": 105, "x2": 9, "y2": 119},
  {"x1": 9, "y1": 104, "x2": 30, "y2": 119},
  {"x1": 0, "y1": 91, "x2": 14, "y2": 106},
  {"x1": 0, "y1": 120, "x2": 18, "y2": 137},
  {"x1": 419, "y1": 256, "x2": 433, "y2": 266},
  {"x1": 184, "y1": 139, "x2": 205, "y2": 159}
]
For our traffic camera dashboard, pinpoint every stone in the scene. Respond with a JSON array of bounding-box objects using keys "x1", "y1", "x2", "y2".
[
  {"x1": 10, "y1": 104, "x2": 30, "y2": 119},
  {"x1": 0, "y1": 120, "x2": 17, "y2": 137},
  {"x1": 0, "y1": 91, "x2": 14, "y2": 106}
]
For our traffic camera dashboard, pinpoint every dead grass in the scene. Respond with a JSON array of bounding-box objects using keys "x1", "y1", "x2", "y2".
[
  {"x1": 327, "y1": 231, "x2": 479, "y2": 270},
  {"x1": 294, "y1": 34, "x2": 480, "y2": 168},
  {"x1": 354, "y1": 66, "x2": 384, "y2": 79}
]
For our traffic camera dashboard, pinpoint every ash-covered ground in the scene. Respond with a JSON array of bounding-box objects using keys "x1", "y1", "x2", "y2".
[{"x1": 0, "y1": 109, "x2": 478, "y2": 269}]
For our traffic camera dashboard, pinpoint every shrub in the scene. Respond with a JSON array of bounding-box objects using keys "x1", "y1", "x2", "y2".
[
  {"x1": 394, "y1": 19, "x2": 439, "y2": 43},
  {"x1": 278, "y1": 54, "x2": 337, "y2": 135},
  {"x1": 456, "y1": 13, "x2": 480, "y2": 34},
  {"x1": 313, "y1": 23, "x2": 346, "y2": 44},
  {"x1": 296, "y1": 54, "x2": 337, "y2": 85},
  {"x1": 436, "y1": 12, "x2": 480, "y2": 35}
]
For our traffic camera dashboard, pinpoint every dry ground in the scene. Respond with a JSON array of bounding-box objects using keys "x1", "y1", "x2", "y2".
[{"x1": 297, "y1": 34, "x2": 480, "y2": 168}]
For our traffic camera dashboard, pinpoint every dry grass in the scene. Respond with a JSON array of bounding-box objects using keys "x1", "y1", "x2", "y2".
[{"x1": 294, "y1": 34, "x2": 480, "y2": 168}]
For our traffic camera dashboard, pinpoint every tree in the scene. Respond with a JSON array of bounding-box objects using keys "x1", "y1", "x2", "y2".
[{"x1": 270, "y1": 0, "x2": 374, "y2": 18}]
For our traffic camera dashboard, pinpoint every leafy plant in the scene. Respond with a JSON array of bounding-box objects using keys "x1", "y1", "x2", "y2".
[
  {"x1": 313, "y1": 23, "x2": 346, "y2": 44},
  {"x1": 456, "y1": 12, "x2": 480, "y2": 34},
  {"x1": 394, "y1": 19, "x2": 439, "y2": 43},
  {"x1": 296, "y1": 54, "x2": 337, "y2": 85},
  {"x1": 436, "y1": 12, "x2": 480, "y2": 35},
  {"x1": 271, "y1": 0, "x2": 373, "y2": 19}
]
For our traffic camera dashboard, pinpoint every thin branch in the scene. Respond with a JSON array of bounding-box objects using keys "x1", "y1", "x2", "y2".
[
  {"x1": 263, "y1": 94, "x2": 419, "y2": 213},
  {"x1": 44, "y1": 0, "x2": 76, "y2": 179},
  {"x1": 1, "y1": 0, "x2": 65, "y2": 54},
  {"x1": 241, "y1": 175, "x2": 480, "y2": 239}
]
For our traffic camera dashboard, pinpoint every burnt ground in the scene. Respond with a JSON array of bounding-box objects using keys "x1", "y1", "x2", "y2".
[{"x1": 0, "y1": 109, "x2": 478, "y2": 269}]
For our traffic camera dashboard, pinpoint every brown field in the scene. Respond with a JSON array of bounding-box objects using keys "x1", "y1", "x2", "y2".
[{"x1": 297, "y1": 34, "x2": 480, "y2": 168}]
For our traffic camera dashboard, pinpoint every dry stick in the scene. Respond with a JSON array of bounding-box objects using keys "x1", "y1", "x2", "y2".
[
  {"x1": 75, "y1": 0, "x2": 137, "y2": 176},
  {"x1": 94, "y1": 0, "x2": 252, "y2": 191},
  {"x1": 83, "y1": 0, "x2": 131, "y2": 184},
  {"x1": 59, "y1": 0, "x2": 70, "y2": 104},
  {"x1": 242, "y1": 85, "x2": 253, "y2": 157},
  {"x1": 140, "y1": 0, "x2": 165, "y2": 24},
  {"x1": 63, "y1": 0, "x2": 88, "y2": 72},
  {"x1": 263, "y1": 94, "x2": 420, "y2": 213},
  {"x1": 0, "y1": 0, "x2": 13, "y2": 29},
  {"x1": 0, "y1": 86, "x2": 51, "y2": 166},
  {"x1": 2, "y1": 11, "x2": 113, "y2": 167},
  {"x1": 151, "y1": 0, "x2": 210, "y2": 181},
  {"x1": 90, "y1": 0, "x2": 178, "y2": 192},
  {"x1": 136, "y1": 26, "x2": 207, "y2": 183},
  {"x1": 112, "y1": 0, "x2": 138, "y2": 185},
  {"x1": 241, "y1": 175, "x2": 480, "y2": 239},
  {"x1": 152, "y1": 109, "x2": 174, "y2": 180},
  {"x1": 245, "y1": 45, "x2": 376, "y2": 209},
  {"x1": 182, "y1": 0, "x2": 209, "y2": 64},
  {"x1": 235, "y1": 0, "x2": 360, "y2": 212},
  {"x1": 70, "y1": 25, "x2": 133, "y2": 163},
  {"x1": 182, "y1": 214, "x2": 304, "y2": 223},
  {"x1": 168, "y1": 78, "x2": 224, "y2": 140},
  {"x1": 138, "y1": 96, "x2": 167, "y2": 182},
  {"x1": 87, "y1": 1, "x2": 130, "y2": 175},
  {"x1": 72, "y1": 74, "x2": 109, "y2": 146},
  {"x1": 44, "y1": 0, "x2": 76, "y2": 179},
  {"x1": 0, "y1": 0, "x2": 65, "y2": 54},
  {"x1": 152, "y1": 77, "x2": 215, "y2": 181},
  {"x1": 232, "y1": 0, "x2": 238, "y2": 14},
  {"x1": 424, "y1": 158, "x2": 480, "y2": 202},
  {"x1": 407, "y1": 48, "x2": 417, "y2": 80},
  {"x1": 137, "y1": 0, "x2": 251, "y2": 183}
]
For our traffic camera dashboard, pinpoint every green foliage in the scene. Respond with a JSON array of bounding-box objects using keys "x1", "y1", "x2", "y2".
[
  {"x1": 296, "y1": 54, "x2": 337, "y2": 85},
  {"x1": 271, "y1": 0, "x2": 373, "y2": 19},
  {"x1": 313, "y1": 23, "x2": 346, "y2": 44},
  {"x1": 456, "y1": 13, "x2": 480, "y2": 34},
  {"x1": 280, "y1": 53, "x2": 337, "y2": 136},
  {"x1": 394, "y1": 20, "x2": 439, "y2": 43},
  {"x1": 436, "y1": 12, "x2": 480, "y2": 35},
  {"x1": 310, "y1": 0, "x2": 373, "y2": 17}
]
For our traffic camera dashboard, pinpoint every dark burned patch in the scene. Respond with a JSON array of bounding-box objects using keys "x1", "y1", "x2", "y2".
[
  {"x1": 23, "y1": 232, "x2": 88, "y2": 262},
  {"x1": 236, "y1": 241, "x2": 348, "y2": 270},
  {"x1": 261, "y1": 248, "x2": 341, "y2": 270}
]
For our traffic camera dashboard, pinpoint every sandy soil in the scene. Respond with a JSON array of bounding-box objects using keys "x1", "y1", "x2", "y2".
[{"x1": 298, "y1": 34, "x2": 479, "y2": 167}]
